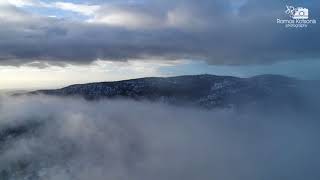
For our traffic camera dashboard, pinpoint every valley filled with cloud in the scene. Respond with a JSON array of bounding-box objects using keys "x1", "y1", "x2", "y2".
[{"x1": 0, "y1": 94, "x2": 319, "y2": 180}]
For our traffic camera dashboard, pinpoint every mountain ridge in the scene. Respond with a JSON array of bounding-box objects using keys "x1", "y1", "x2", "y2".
[{"x1": 28, "y1": 74, "x2": 317, "y2": 109}]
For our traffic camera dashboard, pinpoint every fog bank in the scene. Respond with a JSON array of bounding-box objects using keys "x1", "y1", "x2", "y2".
[{"x1": 0, "y1": 95, "x2": 319, "y2": 180}]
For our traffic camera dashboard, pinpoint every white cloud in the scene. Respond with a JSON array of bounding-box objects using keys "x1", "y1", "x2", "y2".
[
  {"x1": 0, "y1": 0, "x2": 31, "y2": 22},
  {"x1": 87, "y1": 4, "x2": 209, "y2": 30},
  {"x1": 0, "y1": 95, "x2": 319, "y2": 179},
  {"x1": 89, "y1": 12, "x2": 159, "y2": 28},
  {"x1": 53, "y1": 2, "x2": 100, "y2": 16},
  {"x1": 7, "y1": 0, "x2": 100, "y2": 16},
  {"x1": 88, "y1": 5, "x2": 164, "y2": 29},
  {"x1": 7, "y1": 0, "x2": 36, "y2": 7}
]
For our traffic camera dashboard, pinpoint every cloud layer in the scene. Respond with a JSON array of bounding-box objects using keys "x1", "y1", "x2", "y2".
[
  {"x1": 0, "y1": 95, "x2": 319, "y2": 180},
  {"x1": 0, "y1": 0, "x2": 319, "y2": 66}
]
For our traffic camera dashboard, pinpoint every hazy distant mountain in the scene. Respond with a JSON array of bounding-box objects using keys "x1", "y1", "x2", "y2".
[{"x1": 30, "y1": 74, "x2": 318, "y2": 109}]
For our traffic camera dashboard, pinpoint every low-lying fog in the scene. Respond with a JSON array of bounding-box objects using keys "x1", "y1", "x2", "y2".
[{"x1": 0, "y1": 95, "x2": 319, "y2": 180}]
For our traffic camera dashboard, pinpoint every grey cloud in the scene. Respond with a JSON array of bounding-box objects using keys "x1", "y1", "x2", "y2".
[
  {"x1": 0, "y1": 95, "x2": 319, "y2": 180},
  {"x1": 0, "y1": 0, "x2": 319, "y2": 66}
]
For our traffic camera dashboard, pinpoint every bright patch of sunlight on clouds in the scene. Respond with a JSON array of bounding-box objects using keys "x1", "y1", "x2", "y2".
[
  {"x1": 0, "y1": 60, "x2": 185, "y2": 90},
  {"x1": 53, "y1": 2, "x2": 100, "y2": 16}
]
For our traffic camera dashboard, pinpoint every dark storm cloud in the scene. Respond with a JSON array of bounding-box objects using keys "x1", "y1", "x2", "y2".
[{"x1": 0, "y1": 0, "x2": 319, "y2": 66}]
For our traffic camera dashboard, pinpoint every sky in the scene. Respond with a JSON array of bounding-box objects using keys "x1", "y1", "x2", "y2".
[{"x1": 0, "y1": 0, "x2": 319, "y2": 90}]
